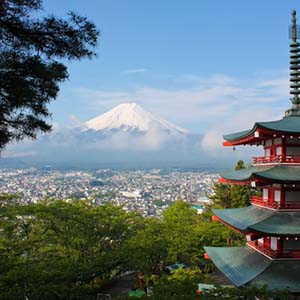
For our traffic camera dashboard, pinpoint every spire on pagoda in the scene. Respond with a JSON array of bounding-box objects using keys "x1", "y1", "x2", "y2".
[{"x1": 287, "y1": 10, "x2": 300, "y2": 115}]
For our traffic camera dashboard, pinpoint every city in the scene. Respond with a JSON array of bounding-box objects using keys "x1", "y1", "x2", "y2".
[{"x1": 0, "y1": 168, "x2": 218, "y2": 216}]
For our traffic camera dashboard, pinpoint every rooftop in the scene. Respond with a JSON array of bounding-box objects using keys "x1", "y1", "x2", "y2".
[
  {"x1": 223, "y1": 115, "x2": 300, "y2": 144},
  {"x1": 205, "y1": 246, "x2": 300, "y2": 291},
  {"x1": 221, "y1": 165, "x2": 300, "y2": 183},
  {"x1": 213, "y1": 205, "x2": 300, "y2": 235}
]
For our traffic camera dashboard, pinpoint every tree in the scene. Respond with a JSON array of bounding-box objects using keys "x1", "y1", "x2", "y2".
[
  {"x1": 125, "y1": 217, "x2": 167, "y2": 274},
  {"x1": 125, "y1": 200, "x2": 242, "y2": 275},
  {"x1": 209, "y1": 160, "x2": 251, "y2": 209},
  {"x1": 235, "y1": 160, "x2": 245, "y2": 170},
  {"x1": 0, "y1": 199, "x2": 140, "y2": 300},
  {"x1": 162, "y1": 201, "x2": 200, "y2": 265},
  {"x1": 0, "y1": 0, "x2": 99, "y2": 150}
]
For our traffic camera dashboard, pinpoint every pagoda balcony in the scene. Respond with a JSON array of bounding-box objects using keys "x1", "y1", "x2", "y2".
[
  {"x1": 251, "y1": 196, "x2": 300, "y2": 209},
  {"x1": 253, "y1": 155, "x2": 300, "y2": 165},
  {"x1": 250, "y1": 196, "x2": 278, "y2": 209},
  {"x1": 248, "y1": 240, "x2": 300, "y2": 259}
]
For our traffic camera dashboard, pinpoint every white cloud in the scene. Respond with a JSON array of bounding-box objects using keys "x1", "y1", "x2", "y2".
[
  {"x1": 72, "y1": 70, "x2": 290, "y2": 157},
  {"x1": 123, "y1": 68, "x2": 148, "y2": 74},
  {"x1": 75, "y1": 70, "x2": 289, "y2": 127},
  {"x1": 2, "y1": 150, "x2": 36, "y2": 158},
  {"x1": 5, "y1": 70, "x2": 290, "y2": 161}
]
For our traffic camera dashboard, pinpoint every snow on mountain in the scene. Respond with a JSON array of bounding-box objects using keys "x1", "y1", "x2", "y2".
[
  {"x1": 3, "y1": 103, "x2": 198, "y2": 167},
  {"x1": 84, "y1": 102, "x2": 188, "y2": 135}
]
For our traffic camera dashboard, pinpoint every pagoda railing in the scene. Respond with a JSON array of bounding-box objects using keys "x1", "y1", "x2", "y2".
[
  {"x1": 248, "y1": 240, "x2": 300, "y2": 259},
  {"x1": 251, "y1": 196, "x2": 278, "y2": 209},
  {"x1": 253, "y1": 155, "x2": 300, "y2": 164},
  {"x1": 251, "y1": 196, "x2": 300, "y2": 209}
]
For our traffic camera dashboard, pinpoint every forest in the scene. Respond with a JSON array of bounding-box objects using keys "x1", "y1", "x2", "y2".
[{"x1": 0, "y1": 191, "x2": 295, "y2": 300}]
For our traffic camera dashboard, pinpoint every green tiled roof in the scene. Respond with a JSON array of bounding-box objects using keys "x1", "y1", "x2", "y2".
[
  {"x1": 251, "y1": 211, "x2": 300, "y2": 235},
  {"x1": 223, "y1": 115, "x2": 300, "y2": 142},
  {"x1": 213, "y1": 206, "x2": 300, "y2": 235},
  {"x1": 213, "y1": 206, "x2": 274, "y2": 232},
  {"x1": 249, "y1": 260, "x2": 300, "y2": 291},
  {"x1": 221, "y1": 165, "x2": 300, "y2": 183},
  {"x1": 205, "y1": 246, "x2": 300, "y2": 291},
  {"x1": 204, "y1": 246, "x2": 271, "y2": 287}
]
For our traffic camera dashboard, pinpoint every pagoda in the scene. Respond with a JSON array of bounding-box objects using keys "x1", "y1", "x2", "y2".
[{"x1": 204, "y1": 10, "x2": 300, "y2": 292}]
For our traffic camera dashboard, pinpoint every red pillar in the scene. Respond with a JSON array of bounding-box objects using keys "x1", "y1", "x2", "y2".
[{"x1": 282, "y1": 137, "x2": 286, "y2": 161}]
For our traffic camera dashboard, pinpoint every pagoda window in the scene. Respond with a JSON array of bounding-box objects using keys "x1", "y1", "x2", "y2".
[
  {"x1": 265, "y1": 139, "x2": 273, "y2": 147},
  {"x1": 274, "y1": 190, "x2": 281, "y2": 204},
  {"x1": 274, "y1": 137, "x2": 282, "y2": 145},
  {"x1": 286, "y1": 146, "x2": 300, "y2": 156},
  {"x1": 265, "y1": 148, "x2": 271, "y2": 157},
  {"x1": 275, "y1": 146, "x2": 282, "y2": 156},
  {"x1": 270, "y1": 237, "x2": 278, "y2": 251},
  {"x1": 282, "y1": 238, "x2": 300, "y2": 251},
  {"x1": 286, "y1": 137, "x2": 300, "y2": 145},
  {"x1": 263, "y1": 188, "x2": 269, "y2": 200},
  {"x1": 285, "y1": 190, "x2": 300, "y2": 207}
]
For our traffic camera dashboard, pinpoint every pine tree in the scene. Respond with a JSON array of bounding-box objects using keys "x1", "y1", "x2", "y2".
[
  {"x1": 0, "y1": 0, "x2": 99, "y2": 149},
  {"x1": 209, "y1": 160, "x2": 251, "y2": 208}
]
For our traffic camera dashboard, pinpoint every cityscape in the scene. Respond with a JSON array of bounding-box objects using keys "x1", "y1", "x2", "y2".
[{"x1": 0, "y1": 168, "x2": 218, "y2": 216}]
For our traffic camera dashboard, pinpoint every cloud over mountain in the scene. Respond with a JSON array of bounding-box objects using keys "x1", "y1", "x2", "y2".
[{"x1": 3, "y1": 103, "x2": 204, "y2": 167}]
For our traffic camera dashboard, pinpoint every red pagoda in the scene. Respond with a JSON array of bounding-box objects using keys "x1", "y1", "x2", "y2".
[{"x1": 205, "y1": 10, "x2": 300, "y2": 291}]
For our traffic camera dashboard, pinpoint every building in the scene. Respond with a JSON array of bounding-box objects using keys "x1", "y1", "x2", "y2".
[{"x1": 204, "y1": 11, "x2": 300, "y2": 292}]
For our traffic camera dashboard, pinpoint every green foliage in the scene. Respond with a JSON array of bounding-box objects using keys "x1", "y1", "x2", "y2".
[
  {"x1": 235, "y1": 160, "x2": 245, "y2": 170},
  {"x1": 162, "y1": 201, "x2": 200, "y2": 264},
  {"x1": 209, "y1": 160, "x2": 251, "y2": 208},
  {"x1": 0, "y1": 197, "x2": 248, "y2": 299},
  {"x1": 148, "y1": 268, "x2": 203, "y2": 300},
  {"x1": 209, "y1": 183, "x2": 251, "y2": 208},
  {"x1": 125, "y1": 217, "x2": 167, "y2": 274},
  {"x1": 0, "y1": 0, "x2": 99, "y2": 149},
  {"x1": 151, "y1": 276, "x2": 297, "y2": 300},
  {"x1": 0, "y1": 199, "x2": 140, "y2": 300},
  {"x1": 126, "y1": 201, "x2": 241, "y2": 274}
]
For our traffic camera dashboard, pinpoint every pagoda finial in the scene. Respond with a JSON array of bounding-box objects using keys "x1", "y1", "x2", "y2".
[
  {"x1": 287, "y1": 9, "x2": 300, "y2": 116},
  {"x1": 291, "y1": 10, "x2": 297, "y2": 42}
]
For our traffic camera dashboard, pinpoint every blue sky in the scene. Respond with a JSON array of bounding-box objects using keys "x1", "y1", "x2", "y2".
[{"x1": 41, "y1": 0, "x2": 300, "y2": 142}]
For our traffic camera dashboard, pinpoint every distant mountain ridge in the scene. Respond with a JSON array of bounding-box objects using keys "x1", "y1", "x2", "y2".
[
  {"x1": 1, "y1": 102, "x2": 234, "y2": 168},
  {"x1": 84, "y1": 102, "x2": 188, "y2": 135}
]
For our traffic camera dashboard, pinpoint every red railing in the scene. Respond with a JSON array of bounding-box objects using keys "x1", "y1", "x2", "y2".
[
  {"x1": 250, "y1": 196, "x2": 278, "y2": 209},
  {"x1": 253, "y1": 155, "x2": 300, "y2": 164},
  {"x1": 248, "y1": 240, "x2": 300, "y2": 259},
  {"x1": 251, "y1": 196, "x2": 300, "y2": 209}
]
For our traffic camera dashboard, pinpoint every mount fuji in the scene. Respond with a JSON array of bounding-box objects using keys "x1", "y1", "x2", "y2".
[
  {"x1": 84, "y1": 102, "x2": 188, "y2": 136},
  {"x1": 2, "y1": 103, "x2": 211, "y2": 168}
]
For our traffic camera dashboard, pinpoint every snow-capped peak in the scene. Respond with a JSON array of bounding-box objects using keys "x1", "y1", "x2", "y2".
[{"x1": 84, "y1": 102, "x2": 188, "y2": 134}]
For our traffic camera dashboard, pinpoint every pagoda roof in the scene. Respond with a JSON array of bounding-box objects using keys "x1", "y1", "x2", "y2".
[
  {"x1": 204, "y1": 246, "x2": 300, "y2": 291},
  {"x1": 251, "y1": 260, "x2": 300, "y2": 291},
  {"x1": 221, "y1": 165, "x2": 300, "y2": 183},
  {"x1": 213, "y1": 206, "x2": 300, "y2": 235},
  {"x1": 204, "y1": 246, "x2": 271, "y2": 287},
  {"x1": 223, "y1": 115, "x2": 300, "y2": 144}
]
